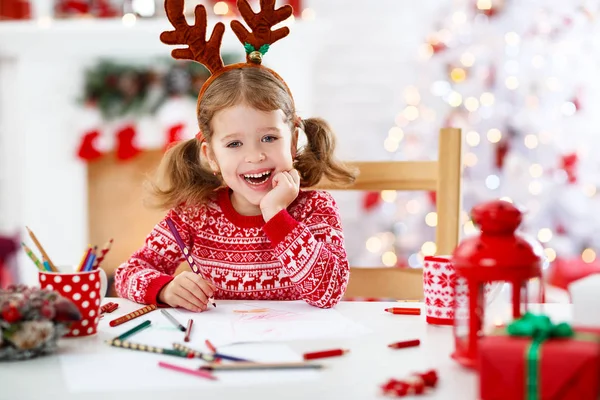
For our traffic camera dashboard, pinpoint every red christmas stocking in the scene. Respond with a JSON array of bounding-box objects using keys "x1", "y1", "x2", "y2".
[
  {"x1": 115, "y1": 124, "x2": 141, "y2": 161},
  {"x1": 76, "y1": 130, "x2": 104, "y2": 161}
]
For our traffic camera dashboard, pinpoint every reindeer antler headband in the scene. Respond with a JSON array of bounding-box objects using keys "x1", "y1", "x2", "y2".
[{"x1": 160, "y1": 0, "x2": 295, "y2": 107}]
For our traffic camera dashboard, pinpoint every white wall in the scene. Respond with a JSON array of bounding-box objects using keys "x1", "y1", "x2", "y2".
[{"x1": 0, "y1": 0, "x2": 440, "y2": 284}]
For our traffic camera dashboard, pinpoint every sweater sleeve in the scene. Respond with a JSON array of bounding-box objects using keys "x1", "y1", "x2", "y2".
[
  {"x1": 262, "y1": 191, "x2": 350, "y2": 309},
  {"x1": 114, "y1": 206, "x2": 190, "y2": 305}
]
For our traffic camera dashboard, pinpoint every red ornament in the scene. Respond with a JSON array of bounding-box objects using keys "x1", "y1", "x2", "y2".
[
  {"x1": 381, "y1": 370, "x2": 438, "y2": 397},
  {"x1": 547, "y1": 256, "x2": 600, "y2": 291},
  {"x1": 362, "y1": 191, "x2": 382, "y2": 212},
  {"x1": 451, "y1": 200, "x2": 544, "y2": 368},
  {"x1": 559, "y1": 153, "x2": 578, "y2": 184},
  {"x1": 494, "y1": 140, "x2": 510, "y2": 169},
  {"x1": 115, "y1": 125, "x2": 141, "y2": 161},
  {"x1": 2, "y1": 305, "x2": 21, "y2": 323},
  {"x1": 76, "y1": 130, "x2": 104, "y2": 162}
]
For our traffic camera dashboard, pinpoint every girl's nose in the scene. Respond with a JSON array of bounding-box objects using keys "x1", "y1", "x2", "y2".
[{"x1": 245, "y1": 149, "x2": 266, "y2": 163}]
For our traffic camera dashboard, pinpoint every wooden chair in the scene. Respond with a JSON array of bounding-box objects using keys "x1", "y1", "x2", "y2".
[{"x1": 314, "y1": 128, "x2": 463, "y2": 300}]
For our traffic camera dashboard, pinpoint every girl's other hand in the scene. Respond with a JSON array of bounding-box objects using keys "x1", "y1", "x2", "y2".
[
  {"x1": 158, "y1": 271, "x2": 216, "y2": 312},
  {"x1": 260, "y1": 169, "x2": 300, "y2": 221}
]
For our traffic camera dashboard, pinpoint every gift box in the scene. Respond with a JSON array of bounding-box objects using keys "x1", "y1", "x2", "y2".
[{"x1": 479, "y1": 314, "x2": 600, "y2": 400}]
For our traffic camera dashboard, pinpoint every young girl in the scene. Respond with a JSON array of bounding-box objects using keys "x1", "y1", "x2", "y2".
[{"x1": 114, "y1": 0, "x2": 356, "y2": 311}]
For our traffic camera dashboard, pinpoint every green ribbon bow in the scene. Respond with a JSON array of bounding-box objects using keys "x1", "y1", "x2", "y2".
[{"x1": 507, "y1": 312, "x2": 574, "y2": 400}]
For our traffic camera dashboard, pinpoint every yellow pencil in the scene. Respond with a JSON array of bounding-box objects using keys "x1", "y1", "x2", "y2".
[
  {"x1": 25, "y1": 226, "x2": 57, "y2": 272},
  {"x1": 21, "y1": 242, "x2": 45, "y2": 271},
  {"x1": 76, "y1": 245, "x2": 92, "y2": 273}
]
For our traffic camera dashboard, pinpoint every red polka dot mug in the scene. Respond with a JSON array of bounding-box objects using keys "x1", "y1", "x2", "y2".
[{"x1": 38, "y1": 268, "x2": 107, "y2": 337}]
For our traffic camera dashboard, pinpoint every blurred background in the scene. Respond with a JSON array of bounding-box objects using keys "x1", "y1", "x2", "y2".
[{"x1": 1, "y1": 0, "x2": 599, "y2": 295}]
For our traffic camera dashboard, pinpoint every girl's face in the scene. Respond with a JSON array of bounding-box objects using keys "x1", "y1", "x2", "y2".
[{"x1": 201, "y1": 104, "x2": 297, "y2": 216}]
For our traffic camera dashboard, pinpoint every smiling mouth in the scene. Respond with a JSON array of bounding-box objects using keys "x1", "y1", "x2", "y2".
[{"x1": 242, "y1": 170, "x2": 272, "y2": 185}]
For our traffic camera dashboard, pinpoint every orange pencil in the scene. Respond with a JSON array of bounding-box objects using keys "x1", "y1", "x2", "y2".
[
  {"x1": 109, "y1": 304, "x2": 157, "y2": 327},
  {"x1": 205, "y1": 339, "x2": 217, "y2": 353},
  {"x1": 385, "y1": 307, "x2": 421, "y2": 316},
  {"x1": 25, "y1": 226, "x2": 57, "y2": 272}
]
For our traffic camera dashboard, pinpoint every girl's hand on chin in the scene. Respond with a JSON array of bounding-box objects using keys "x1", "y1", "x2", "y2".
[{"x1": 260, "y1": 169, "x2": 300, "y2": 221}]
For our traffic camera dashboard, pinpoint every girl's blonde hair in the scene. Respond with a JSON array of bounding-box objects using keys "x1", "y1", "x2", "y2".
[{"x1": 147, "y1": 67, "x2": 356, "y2": 209}]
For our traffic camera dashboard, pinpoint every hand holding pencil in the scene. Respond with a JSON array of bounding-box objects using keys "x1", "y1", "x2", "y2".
[{"x1": 158, "y1": 272, "x2": 216, "y2": 313}]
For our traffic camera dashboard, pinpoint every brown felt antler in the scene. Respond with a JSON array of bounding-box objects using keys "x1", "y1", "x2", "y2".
[
  {"x1": 230, "y1": 0, "x2": 293, "y2": 63},
  {"x1": 160, "y1": 0, "x2": 225, "y2": 74}
]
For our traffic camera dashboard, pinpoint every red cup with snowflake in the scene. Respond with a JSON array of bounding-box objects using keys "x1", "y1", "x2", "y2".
[{"x1": 38, "y1": 268, "x2": 107, "y2": 337}]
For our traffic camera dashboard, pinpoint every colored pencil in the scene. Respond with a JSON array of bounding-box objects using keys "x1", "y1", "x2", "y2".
[
  {"x1": 21, "y1": 242, "x2": 45, "y2": 271},
  {"x1": 205, "y1": 339, "x2": 217, "y2": 353},
  {"x1": 303, "y1": 348, "x2": 349, "y2": 360},
  {"x1": 199, "y1": 361, "x2": 324, "y2": 371},
  {"x1": 158, "y1": 361, "x2": 217, "y2": 381},
  {"x1": 114, "y1": 320, "x2": 151, "y2": 341},
  {"x1": 76, "y1": 245, "x2": 92, "y2": 273},
  {"x1": 92, "y1": 238, "x2": 113, "y2": 270},
  {"x1": 384, "y1": 307, "x2": 421, "y2": 316},
  {"x1": 172, "y1": 343, "x2": 250, "y2": 363},
  {"x1": 161, "y1": 309, "x2": 186, "y2": 332},
  {"x1": 107, "y1": 339, "x2": 192, "y2": 358},
  {"x1": 165, "y1": 217, "x2": 216, "y2": 308},
  {"x1": 184, "y1": 319, "x2": 193, "y2": 342},
  {"x1": 83, "y1": 246, "x2": 97, "y2": 272},
  {"x1": 109, "y1": 304, "x2": 157, "y2": 327},
  {"x1": 388, "y1": 339, "x2": 421, "y2": 349},
  {"x1": 25, "y1": 226, "x2": 57, "y2": 272}
]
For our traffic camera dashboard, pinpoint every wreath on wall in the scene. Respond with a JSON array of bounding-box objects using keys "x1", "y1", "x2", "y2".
[{"x1": 76, "y1": 53, "x2": 241, "y2": 162}]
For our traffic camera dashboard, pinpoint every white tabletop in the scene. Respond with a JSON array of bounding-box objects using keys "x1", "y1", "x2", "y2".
[{"x1": 0, "y1": 298, "x2": 571, "y2": 400}]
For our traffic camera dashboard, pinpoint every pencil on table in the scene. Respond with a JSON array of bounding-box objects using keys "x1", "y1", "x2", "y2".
[
  {"x1": 21, "y1": 242, "x2": 45, "y2": 271},
  {"x1": 384, "y1": 307, "x2": 421, "y2": 316},
  {"x1": 199, "y1": 361, "x2": 324, "y2": 371},
  {"x1": 25, "y1": 226, "x2": 57, "y2": 272},
  {"x1": 172, "y1": 343, "x2": 250, "y2": 363},
  {"x1": 184, "y1": 319, "x2": 193, "y2": 342},
  {"x1": 107, "y1": 339, "x2": 192, "y2": 358},
  {"x1": 303, "y1": 348, "x2": 349, "y2": 361},
  {"x1": 93, "y1": 238, "x2": 113, "y2": 270},
  {"x1": 113, "y1": 320, "x2": 151, "y2": 341},
  {"x1": 165, "y1": 217, "x2": 216, "y2": 308},
  {"x1": 205, "y1": 339, "x2": 217, "y2": 353},
  {"x1": 161, "y1": 309, "x2": 186, "y2": 332},
  {"x1": 388, "y1": 339, "x2": 421, "y2": 349},
  {"x1": 109, "y1": 304, "x2": 157, "y2": 327},
  {"x1": 158, "y1": 361, "x2": 217, "y2": 381}
]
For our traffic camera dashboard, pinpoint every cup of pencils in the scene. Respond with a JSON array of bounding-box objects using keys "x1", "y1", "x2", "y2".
[{"x1": 23, "y1": 227, "x2": 112, "y2": 337}]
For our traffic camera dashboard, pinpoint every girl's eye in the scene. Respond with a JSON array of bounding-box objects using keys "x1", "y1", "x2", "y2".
[
  {"x1": 226, "y1": 141, "x2": 242, "y2": 148},
  {"x1": 262, "y1": 135, "x2": 278, "y2": 143}
]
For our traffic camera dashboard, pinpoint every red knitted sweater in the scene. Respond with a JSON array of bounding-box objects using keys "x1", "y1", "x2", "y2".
[{"x1": 114, "y1": 188, "x2": 350, "y2": 308}]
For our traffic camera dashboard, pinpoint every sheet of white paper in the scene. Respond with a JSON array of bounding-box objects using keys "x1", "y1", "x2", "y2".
[
  {"x1": 59, "y1": 343, "x2": 318, "y2": 393},
  {"x1": 171, "y1": 301, "x2": 372, "y2": 347}
]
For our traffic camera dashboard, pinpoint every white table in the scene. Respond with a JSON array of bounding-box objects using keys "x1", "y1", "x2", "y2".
[{"x1": 0, "y1": 299, "x2": 571, "y2": 400}]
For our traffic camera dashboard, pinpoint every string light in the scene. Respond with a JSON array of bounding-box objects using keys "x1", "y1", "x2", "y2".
[
  {"x1": 447, "y1": 91, "x2": 463, "y2": 107},
  {"x1": 499, "y1": 197, "x2": 513, "y2": 203},
  {"x1": 452, "y1": 11, "x2": 467, "y2": 24},
  {"x1": 487, "y1": 128, "x2": 502, "y2": 143},
  {"x1": 366, "y1": 237, "x2": 382, "y2": 253},
  {"x1": 403, "y1": 106, "x2": 420, "y2": 121},
  {"x1": 382, "y1": 251, "x2": 398, "y2": 267},
  {"x1": 537, "y1": 228, "x2": 553, "y2": 243},
  {"x1": 544, "y1": 248, "x2": 556, "y2": 262},
  {"x1": 421, "y1": 241, "x2": 437, "y2": 256},
  {"x1": 465, "y1": 97, "x2": 480, "y2": 112},
  {"x1": 476, "y1": 0, "x2": 492, "y2": 11},
  {"x1": 384, "y1": 137, "x2": 400, "y2": 152},
  {"x1": 381, "y1": 190, "x2": 397, "y2": 203},
  {"x1": 524, "y1": 134, "x2": 539, "y2": 149},
  {"x1": 388, "y1": 127, "x2": 404, "y2": 141},
  {"x1": 485, "y1": 175, "x2": 500, "y2": 190},
  {"x1": 450, "y1": 68, "x2": 467, "y2": 83},
  {"x1": 561, "y1": 102, "x2": 577, "y2": 116},
  {"x1": 463, "y1": 220, "x2": 478, "y2": 235},
  {"x1": 425, "y1": 212, "x2": 438, "y2": 227},
  {"x1": 301, "y1": 8, "x2": 316, "y2": 20},
  {"x1": 583, "y1": 184, "x2": 597, "y2": 197},
  {"x1": 406, "y1": 200, "x2": 421, "y2": 214},
  {"x1": 529, "y1": 163, "x2": 543, "y2": 178},
  {"x1": 505, "y1": 32, "x2": 520, "y2": 46},
  {"x1": 122, "y1": 13, "x2": 137, "y2": 26},
  {"x1": 464, "y1": 152, "x2": 478, "y2": 167},
  {"x1": 466, "y1": 130, "x2": 481, "y2": 146},
  {"x1": 404, "y1": 86, "x2": 421, "y2": 105},
  {"x1": 460, "y1": 52, "x2": 475, "y2": 67},
  {"x1": 529, "y1": 181, "x2": 542, "y2": 195},
  {"x1": 505, "y1": 76, "x2": 519, "y2": 90},
  {"x1": 418, "y1": 43, "x2": 434, "y2": 60},
  {"x1": 582, "y1": 248, "x2": 596, "y2": 263},
  {"x1": 213, "y1": 1, "x2": 229, "y2": 15},
  {"x1": 431, "y1": 81, "x2": 451, "y2": 96}
]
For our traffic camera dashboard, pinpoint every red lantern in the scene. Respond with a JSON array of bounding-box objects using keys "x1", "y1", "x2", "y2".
[{"x1": 451, "y1": 200, "x2": 543, "y2": 368}]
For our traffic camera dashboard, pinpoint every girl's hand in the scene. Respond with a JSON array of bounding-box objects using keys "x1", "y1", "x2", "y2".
[
  {"x1": 158, "y1": 272, "x2": 216, "y2": 312},
  {"x1": 260, "y1": 169, "x2": 300, "y2": 222}
]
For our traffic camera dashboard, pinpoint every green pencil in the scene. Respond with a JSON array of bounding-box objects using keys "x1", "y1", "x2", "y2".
[
  {"x1": 113, "y1": 320, "x2": 151, "y2": 341},
  {"x1": 21, "y1": 242, "x2": 45, "y2": 271}
]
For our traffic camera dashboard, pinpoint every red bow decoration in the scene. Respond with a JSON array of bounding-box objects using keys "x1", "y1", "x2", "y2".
[{"x1": 560, "y1": 153, "x2": 578, "y2": 184}]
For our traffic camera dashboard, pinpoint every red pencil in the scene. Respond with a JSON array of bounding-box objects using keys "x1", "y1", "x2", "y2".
[
  {"x1": 385, "y1": 307, "x2": 421, "y2": 315},
  {"x1": 388, "y1": 339, "x2": 420, "y2": 349},
  {"x1": 184, "y1": 319, "x2": 193, "y2": 342},
  {"x1": 303, "y1": 348, "x2": 349, "y2": 360},
  {"x1": 205, "y1": 339, "x2": 217, "y2": 353}
]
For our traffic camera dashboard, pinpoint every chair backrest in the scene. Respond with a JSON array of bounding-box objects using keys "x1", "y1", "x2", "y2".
[{"x1": 314, "y1": 128, "x2": 463, "y2": 300}]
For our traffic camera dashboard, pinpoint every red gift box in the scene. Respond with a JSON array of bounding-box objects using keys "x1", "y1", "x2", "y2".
[{"x1": 479, "y1": 332, "x2": 600, "y2": 400}]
